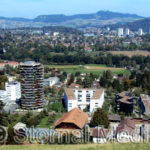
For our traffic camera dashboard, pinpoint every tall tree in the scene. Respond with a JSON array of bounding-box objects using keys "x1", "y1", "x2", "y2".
[{"x1": 90, "y1": 108, "x2": 110, "y2": 128}]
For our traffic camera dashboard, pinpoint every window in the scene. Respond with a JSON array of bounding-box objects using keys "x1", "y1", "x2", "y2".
[
  {"x1": 69, "y1": 103, "x2": 72, "y2": 107},
  {"x1": 86, "y1": 99, "x2": 90, "y2": 102},
  {"x1": 93, "y1": 91, "x2": 96, "y2": 94},
  {"x1": 78, "y1": 99, "x2": 82, "y2": 102},
  {"x1": 95, "y1": 102, "x2": 98, "y2": 108},
  {"x1": 78, "y1": 90, "x2": 82, "y2": 93}
]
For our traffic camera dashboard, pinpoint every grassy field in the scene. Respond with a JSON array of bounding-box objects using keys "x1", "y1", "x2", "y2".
[
  {"x1": 46, "y1": 64, "x2": 129, "y2": 75},
  {"x1": 1, "y1": 143, "x2": 150, "y2": 150},
  {"x1": 108, "y1": 50, "x2": 150, "y2": 57},
  {"x1": 36, "y1": 114, "x2": 62, "y2": 129}
]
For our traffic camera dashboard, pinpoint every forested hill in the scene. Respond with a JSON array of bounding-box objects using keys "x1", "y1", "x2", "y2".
[
  {"x1": 0, "y1": 11, "x2": 143, "y2": 28},
  {"x1": 34, "y1": 11, "x2": 142, "y2": 23}
]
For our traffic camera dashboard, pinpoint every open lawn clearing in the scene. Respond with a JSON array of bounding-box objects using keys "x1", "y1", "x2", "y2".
[{"x1": 45, "y1": 64, "x2": 129, "y2": 75}]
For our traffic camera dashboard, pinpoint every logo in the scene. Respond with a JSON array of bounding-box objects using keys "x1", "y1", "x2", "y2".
[{"x1": 0, "y1": 126, "x2": 7, "y2": 143}]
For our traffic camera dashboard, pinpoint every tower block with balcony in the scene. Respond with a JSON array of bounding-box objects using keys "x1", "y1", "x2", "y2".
[{"x1": 20, "y1": 61, "x2": 44, "y2": 110}]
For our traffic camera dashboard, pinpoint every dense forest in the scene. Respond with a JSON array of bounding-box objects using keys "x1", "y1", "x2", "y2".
[{"x1": 1, "y1": 46, "x2": 150, "y2": 67}]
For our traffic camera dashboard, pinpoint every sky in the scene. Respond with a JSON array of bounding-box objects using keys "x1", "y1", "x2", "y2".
[{"x1": 0, "y1": 0, "x2": 150, "y2": 19}]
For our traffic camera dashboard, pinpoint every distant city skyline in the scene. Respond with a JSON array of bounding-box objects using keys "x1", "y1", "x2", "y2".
[{"x1": 0, "y1": 0, "x2": 150, "y2": 18}]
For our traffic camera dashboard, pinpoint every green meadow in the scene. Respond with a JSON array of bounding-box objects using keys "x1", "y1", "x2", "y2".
[
  {"x1": 46, "y1": 64, "x2": 130, "y2": 75},
  {"x1": 1, "y1": 143, "x2": 150, "y2": 150}
]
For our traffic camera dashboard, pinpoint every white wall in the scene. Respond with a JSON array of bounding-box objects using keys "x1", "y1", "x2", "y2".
[
  {"x1": 5, "y1": 82, "x2": 21, "y2": 101},
  {"x1": 68, "y1": 100, "x2": 78, "y2": 112},
  {"x1": 66, "y1": 89, "x2": 104, "y2": 113},
  {"x1": 93, "y1": 137, "x2": 107, "y2": 143},
  {"x1": 90, "y1": 90, "x2": 104, "y2": 112}
]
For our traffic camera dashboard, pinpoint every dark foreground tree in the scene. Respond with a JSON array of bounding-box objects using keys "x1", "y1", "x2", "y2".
[{"x1": 90, "y1": 108, "x2": 110, "y2": 128}]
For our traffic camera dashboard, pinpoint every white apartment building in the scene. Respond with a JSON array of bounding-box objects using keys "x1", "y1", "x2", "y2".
[
  {"x1": 138, "y1": 28, "x2": 143, "y2": 36},
  {"x1": 53, "y1": 32, "x2": 59, "y2": 37},
  {"x1": 43, "y1": 77, "x2": 59, "y2": 87},
  {"x1": 125, "y1": 28, "x2": 130, "y2": 36},
  {"x1": 5, "y1": 81, "x2": 21, "y2": 101},
  {"x1": 64, "y1": 88, "x2": 105, "y2": 113},
  {"x1": 0, "y1": 90, "x2": 8, "y2": 104},
  {"x1": 117, "y1": 28, "x2": 124, "y2": 37}
]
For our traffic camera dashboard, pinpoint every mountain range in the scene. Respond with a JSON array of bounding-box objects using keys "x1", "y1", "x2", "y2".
[{"x1": 0, "y1": 11, "x2": 144, "y2": 29}]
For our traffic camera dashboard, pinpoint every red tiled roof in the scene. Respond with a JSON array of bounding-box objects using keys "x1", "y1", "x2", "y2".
[
  {"x1": 65, "y1": 88, "x2": 76, "y2": 100},
  {"x1": 54, "y1": 108, "x2": 88, "y2": 129},
  {"x1": 91, "y1": 89, "x2": 104, "y2": 100},
  {"x1": 0, "y1": 61, "x2": 19, "y2": 67},
  {"x1": 116, "y1": 118, "x2": 135, "y2": 136},
  {"x1": 118, "y1": 97, "x2": 133, "y2": 104}
]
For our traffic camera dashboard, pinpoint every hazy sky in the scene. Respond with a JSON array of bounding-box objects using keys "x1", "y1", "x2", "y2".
[{"x1": 0, "y1": 0, "x2": 149, "y2": 18}]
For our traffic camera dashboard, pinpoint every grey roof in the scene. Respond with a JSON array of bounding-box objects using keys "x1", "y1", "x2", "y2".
[
  {"x1": 108, "y1": 115, "x2": 121, "y2": 122},
  {"x1": 20, "y1": 61, "x2": 40, "y2": 66},
  {"x1": 24, "y1": 61, "x2": 35, "y2": 65}
]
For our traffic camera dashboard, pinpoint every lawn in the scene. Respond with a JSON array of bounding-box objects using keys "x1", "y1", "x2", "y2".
[
  {"x1": 1, "y1": 143, "x2": 150, "y2": 150},
  {"x1": 36, "y1": 114, "x2": 62, "y2": 129},
  {"x1": 45, "y1": 64, "x2": 130, "y2": 75}
]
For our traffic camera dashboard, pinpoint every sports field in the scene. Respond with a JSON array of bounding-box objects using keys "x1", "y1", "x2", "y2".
[{"x1": 46, "y1": 64, "x2": 129, "y2": 75}]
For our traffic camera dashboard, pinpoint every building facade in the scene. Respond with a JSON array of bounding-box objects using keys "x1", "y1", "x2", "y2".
[
  {"x1": 138, "y1": 28, "x2": 143, "y2": 36},
  {"x1": 0, "y1": 81, "x2": 21, "y2": 104},
  {"x1": 116, "y1": 92, "x2": 134, "y2": 114},
  {"x1": 117, "y1": 28, "x2": 124, "y2": 37},
  {"x1": 5, "y1": 81, "x2": 21, "y2": 101},
  {"x1": 64, "y1": 88, "x2": 104, "y2": 113},
  {"x1": 43, "y1": 77, "x2": 59, "y2": 87},
  {"x1": 139, "y1": 94, "x2": 150, "y2": 116},
  {"x1": 54, "y1": 108, "x2": 88, "y2": 138},
  {"x1": 20, "y1": 61, "x2": 45, "y2": 110},
  {"x1": 0, "y1": 90, "x2": 8, "y2": 104},
  {"x1": 125, "y1": 28, "x2": 130, "y2": 36}
]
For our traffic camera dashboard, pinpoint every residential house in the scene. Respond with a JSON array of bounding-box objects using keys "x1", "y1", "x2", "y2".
[
  {"x1": 54, "y1": 108, "x2": 88, "y2": 137},
  {"x1": 0, "y1": 61, "x2": 19, "y2": 69},
  {"x1": 91, "y1": 81, "x2": 99, "y2": 89},
  {"x1": 0, "y1": 81, "x2": 21, "y2": 104},
  {"x1": 5, "y1": 81, "x2": 21, "y2": 101},
  {"x1": 84, "y1": 47, "x2": 92, "y2": 52},
  {"x1": 139, "y1": 94, "x2": 150, "y2": 116},
  {"x1": 133, "y1": 118, "x2": 150, "y2": 141},
  {"x1": 108, "y1": 115, "x2": 121, "y2": 139},
  {"x1": 116, "y1": 118, "x2": 135, "y2": 142},
  {"x1": 116, "y1": 92, "x2": 134, "y2": 114},
  {"x1": 91, "y1": 128, "x2": 109, "y2": 143},
  {"x1": 64, "y1": 88, "x2": 105, "y2": 112},
  {"x1": 109, "y1": 115, "x2": 121, "y2": 129},
  {"x1": 43, "y1": 77, "x2": 59, "y2": 87},
  {"x1": 7, "y1": 76, "x2": 16, "y2": 82},
  {"x1": 0, "y1": 90, "x2": 8, "y2": 104}
]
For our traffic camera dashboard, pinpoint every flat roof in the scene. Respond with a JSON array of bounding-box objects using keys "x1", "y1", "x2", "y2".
[{"x1": 20, "y1": 61, "x2": 41, "y2": 66}]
